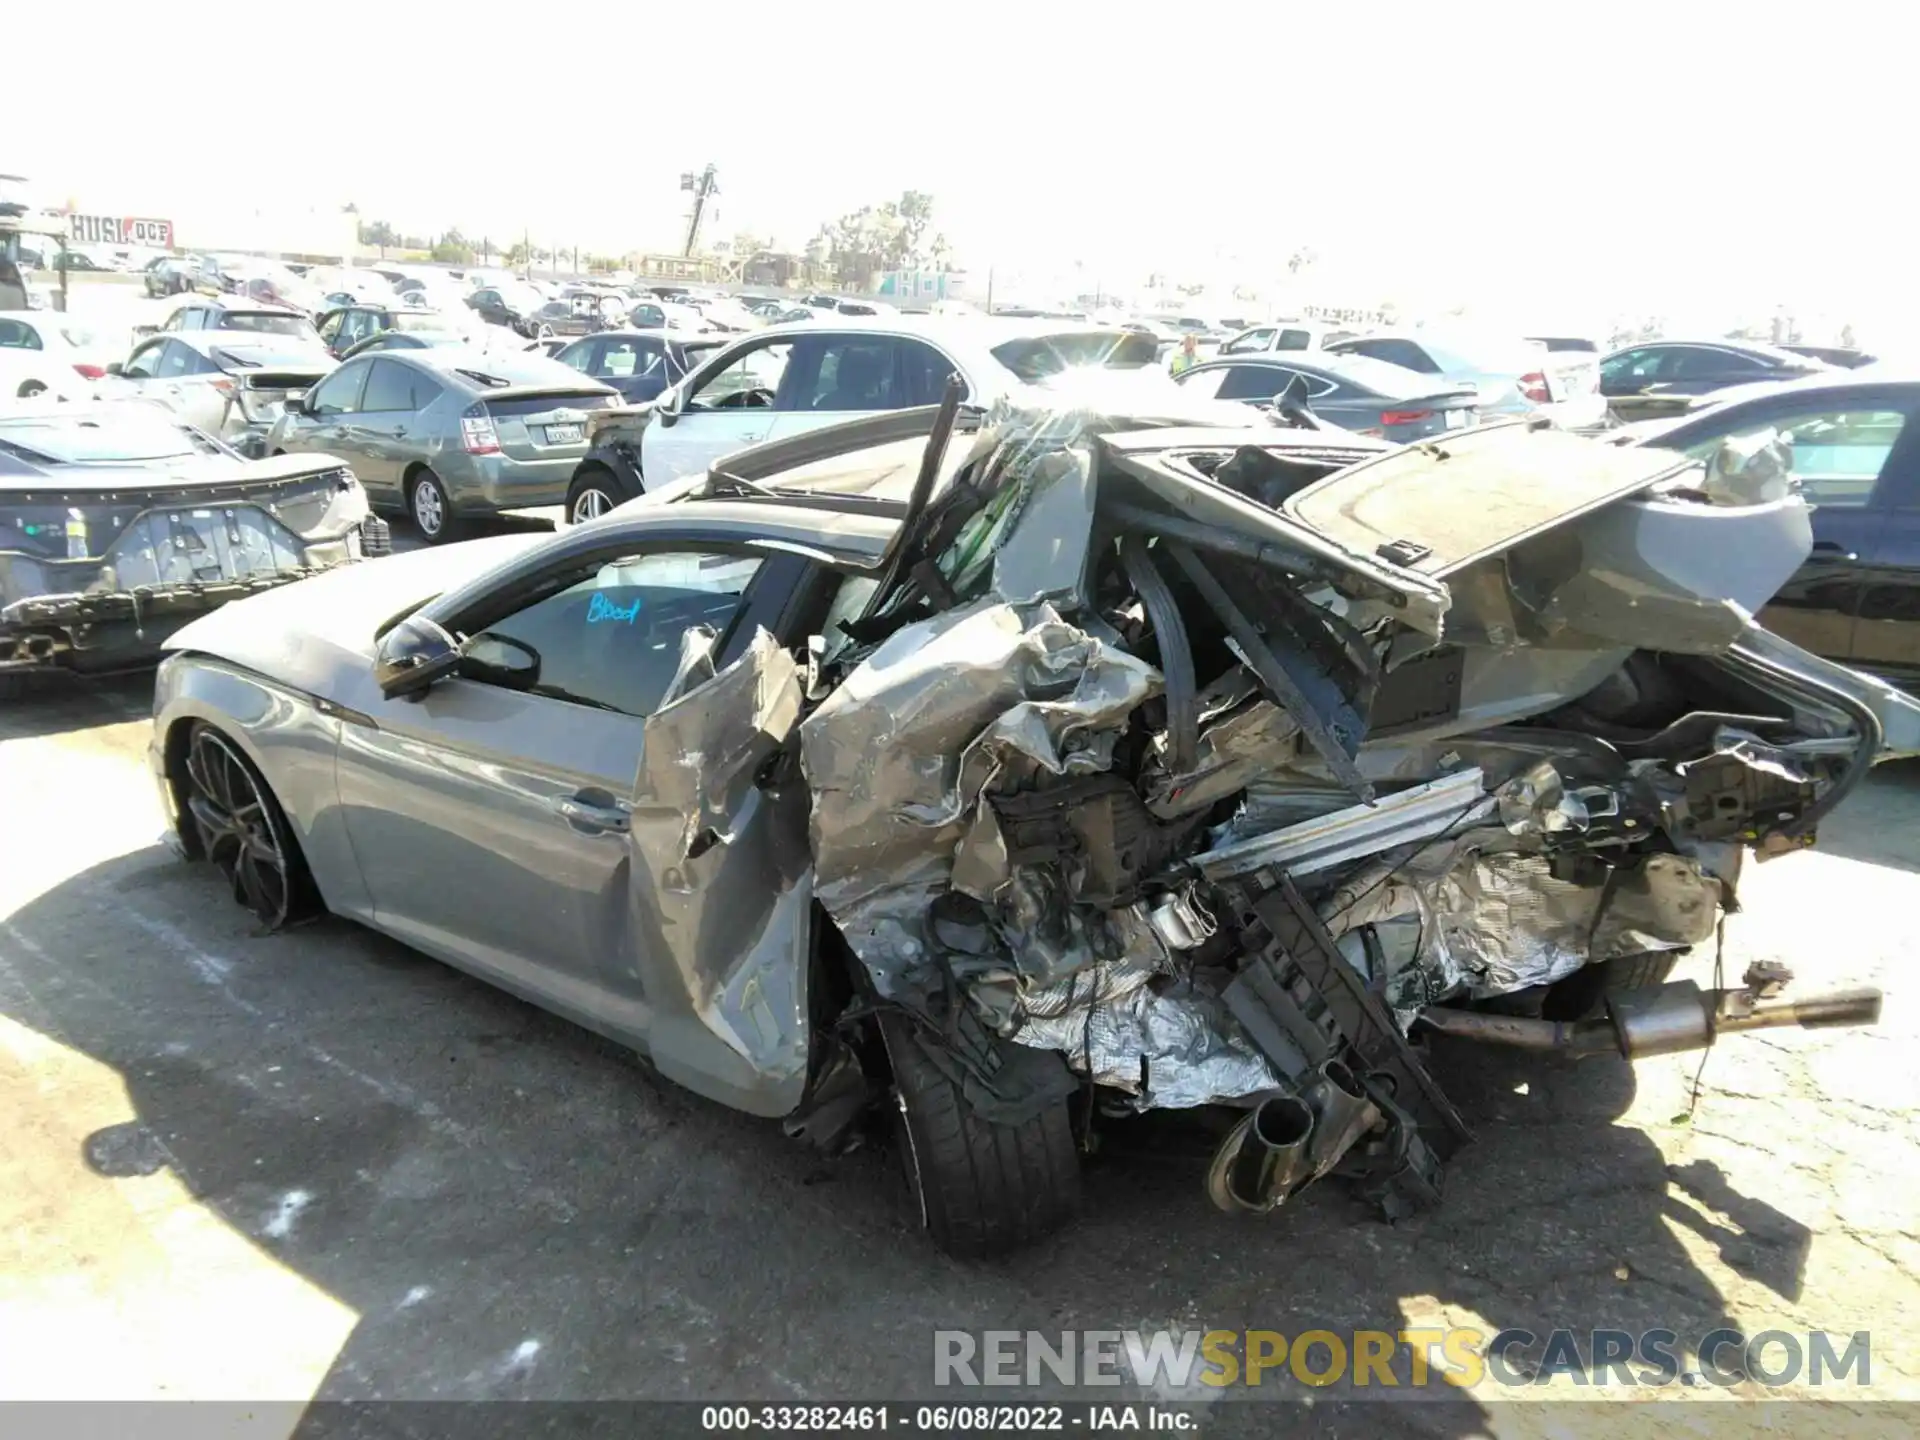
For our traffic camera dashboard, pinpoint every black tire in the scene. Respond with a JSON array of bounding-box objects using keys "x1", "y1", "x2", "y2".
[
  {"x1": 406, "y1": 467, "x2": 463, "y2": 544},
  {"x1": 565, "y1": 464, "x2": 636, "y2": 525},
  {"x1": 1541, "y1": 949, "x2": 1682, "y2": 1021},
  {"x1": 181, "y1": 722, "x2": 320, "y2": 929},
  {"x1": 17, "y1": 381, "x2": 46, "y2": 399},
  {"x1": 879, "y1": 1015, "x2": 1081, "y2": 1258}
]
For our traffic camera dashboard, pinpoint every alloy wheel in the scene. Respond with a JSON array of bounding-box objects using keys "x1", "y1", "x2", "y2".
[
  {"x1": 571, "y1": 487, "x2": 613, "y2": 523},
  {"x1": 185, "y1": 728, "x2": 293, "y2": 926},
  {"x1": 412, "y1": 477, "x2": 444, "y2": 536}
]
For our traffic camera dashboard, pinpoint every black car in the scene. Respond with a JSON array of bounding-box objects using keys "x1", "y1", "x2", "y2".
[
  {"x1": 1626, "y1": 373, "x2": 1920, "y2": 687},
  {"x1": 1598, "y1": 340, "x2": 1826, "y2": 422},
  {"x1": 549, "y1": 329, "x2": 726, "y2": 405},
  {"x1": 466, "y1": 287, "x2": 542, "y2": 336}
]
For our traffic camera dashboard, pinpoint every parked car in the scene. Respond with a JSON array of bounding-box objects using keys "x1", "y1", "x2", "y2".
[
  {"x1": 49, "y1": 249, "x2": 111, "y2": 273},
  {"x1": 149, "y1": 397, "x2": 1914, "y2": 1257},
  {"x1": 1217, "y1": 320, "x2": 1357, "y2": 356},
  {"x1": 1175, "y1": 352, "x2": 1480, "y2": 440},
  {"x1": 1620, "y1": 373, "x2": 1920, "y2": 688},
  {"x1": 0, "y1": 312, "x2": 111, "y2": 401},
  {"x1": 551, "y1": 328, "x2": 727, "y2": 407},
  {"x1": 467, "y1": 285, "x2": 547, "y2": 336},
  {"x1": 338, "y1": 329, "x2": 495, "y2": 361},
  {"x1": 106, "y1": 333, "x2": 335, "y2": 454},
  {"x1": 307, "y1": 267, "x2": 395, "y2": 305},
  {"x1": 1326, "y1": 331, "x2": 1604, "y2": 429},
  {"x1": 0, "y1": 403, "x2": 381, "y2": 682},
  {"x1": 518, "y1": 298, "x2": 614, "y2": 340},
  {"x1": 1597, "y1": 340, "x2": 1828, "y2": 423},
  {"x1": 151, "y1": 297, "x2": 322, "y2": 343},
  {"x1": 315, "y1": 304, "x2": 475, "y2": 359},
  {"x1": 143, "y1": 255, "x2": 199, "y2": 298},
  {"x1": 523, "y1": 337, "x2": 569, "y2": 359},
  {"x1": 580, "y1": 317, "x2": 1164, "y2": 500},
  {"x1": 266, "y1": 347, "x2": 619, "y2": 541}
]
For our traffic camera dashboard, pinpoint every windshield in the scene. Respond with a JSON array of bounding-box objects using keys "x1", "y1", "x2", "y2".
[
  {"x1": 990, "y1": 330, "x2": 1160, "y2": 382},
  {"x1": 0, "y1": 411, "x2": 219, "y2": 463}
]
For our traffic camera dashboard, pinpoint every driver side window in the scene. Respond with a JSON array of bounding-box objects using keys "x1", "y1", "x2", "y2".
[
  {"x1": 465, "y1": 551, "x2": 765, "y2": 717},
  {"x1": 123, "y1": 341, "x2": 166, "y2": 380},
  {"x1": 687, "y1": 341, "x2": 792, "y2": 410},
  {"x1": 307, "y1": 362, "x2": 369, "y2": 416}
]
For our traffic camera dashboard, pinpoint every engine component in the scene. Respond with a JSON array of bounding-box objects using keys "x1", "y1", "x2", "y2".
[
  {"x1": 989, "y1": 774, "x2": 1202, "y2": 908},
  {"x1": 1147, "y1": 885, "x2": 1217, "y2": 951}
]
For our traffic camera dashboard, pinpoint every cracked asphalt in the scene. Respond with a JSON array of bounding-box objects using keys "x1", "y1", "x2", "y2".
[{"x1": 2, "y1": 662, "x2": 1916, "y2": 1437}]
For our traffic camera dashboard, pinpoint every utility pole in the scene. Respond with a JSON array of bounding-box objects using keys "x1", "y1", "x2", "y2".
[{"x1": 680, "y1": 164, "x2": 719, "y2": 258}]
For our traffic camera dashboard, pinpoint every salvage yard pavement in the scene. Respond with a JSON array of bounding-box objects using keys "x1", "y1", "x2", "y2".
[{"x1": 2, "y1": 674, "x2": 1918, "y2": 1430}]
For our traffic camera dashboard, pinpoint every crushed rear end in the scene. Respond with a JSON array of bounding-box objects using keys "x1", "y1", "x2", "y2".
[{"x1": 766, "y1": 401, "x2": 1913, "y2": 1227}]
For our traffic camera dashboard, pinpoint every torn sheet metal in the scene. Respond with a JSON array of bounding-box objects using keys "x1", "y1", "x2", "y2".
[
  {"x1": 799, "y1": 597, "x2": 1159, "y2": 998},
  {"x1": 1321, "y1": 843, "x2": 1722, "y2": 1011},
  {"x1": 1010, "y1": 969, "x2": 1281, "y2": 1109},
  {"x1": 1144, "y1": 690, "x2": 1302, "y2": 819}
]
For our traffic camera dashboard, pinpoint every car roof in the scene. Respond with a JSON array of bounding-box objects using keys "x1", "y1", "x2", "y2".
[
  {"x1": 391, "y1": 346, "x2": 619, "y2": 391},
  {"x1": 1605, "y1": 338, "x2": 1816, "y2": 364}
]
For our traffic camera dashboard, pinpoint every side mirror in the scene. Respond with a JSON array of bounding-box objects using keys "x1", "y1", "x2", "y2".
[
  {"x1": 374, "y1": 615, "x2": 462, "y2": 699},
  {"x1": 458, "y1": 633, "x2": 540, "y2": 690},
  {"x1": 657, "y1": 385, "x2": 684, "y2": 427},
  {"x1": 284, "y1": 391, "x2": 310, "y2": 416},
  {"x1": 105, "y1": 361, "x2": 125, "y2": 377}
]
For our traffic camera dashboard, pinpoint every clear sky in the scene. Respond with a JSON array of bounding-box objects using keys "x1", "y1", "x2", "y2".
[{"x1": 12, "y1": 1, "x2": 1912, "y2": 330}]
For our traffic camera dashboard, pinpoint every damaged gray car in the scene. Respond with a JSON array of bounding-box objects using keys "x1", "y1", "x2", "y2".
[{"x1": 149, "y1": 384, "x2": 1917, "y2": 1255}]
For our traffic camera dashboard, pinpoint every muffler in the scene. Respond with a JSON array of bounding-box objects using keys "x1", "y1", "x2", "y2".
[
  {"x1": 1417, "y1": 980, "x2": 1882, "y2": 1059},
  {"x1": 1207, "y1": 1060, "x2": 1380, "y2": 1214}
]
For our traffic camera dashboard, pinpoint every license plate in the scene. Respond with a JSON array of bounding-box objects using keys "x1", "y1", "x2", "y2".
[
  {"x1": 1445, "y1": 409, "x2": 1470, "y2": 428},
  {"x1": 545, "y1": 423, "x2": 583, "y2": 444}
]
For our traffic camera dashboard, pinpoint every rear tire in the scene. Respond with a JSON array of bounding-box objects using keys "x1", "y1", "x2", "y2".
[
  {"x1": 17, "y1": 381, "x2": 46, "y2": 399},
  {"x1": 406, "y1": 467, "x2": 463, "y2": 544},
  {"x1": 879, "y1": 1014, "x2": 1081, "y2": 1257},
  {"x1": 566, "y1": 465, "x2": 636, "y2": 525}
]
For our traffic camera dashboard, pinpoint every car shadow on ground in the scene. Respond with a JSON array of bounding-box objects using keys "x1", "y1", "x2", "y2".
[
  {"x1": 0, "y1": 669, "x2": 154, "y2": 742},
  {"x1": 2, "y1": 837, "x2": 1812, "y2": 1435},
  {"x1": 1809, "y1": 758, "x2": 1920, "y2": 873}
]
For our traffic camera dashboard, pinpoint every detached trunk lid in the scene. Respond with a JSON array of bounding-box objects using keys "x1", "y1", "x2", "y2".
[{"x1": 1280, "y1": 419, "x2": 1698, "y2": 578}]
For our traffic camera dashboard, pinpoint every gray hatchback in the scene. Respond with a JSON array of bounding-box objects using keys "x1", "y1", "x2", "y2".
[{"x1": 267, "y1": 347, "x2": 619, "y2": 541}]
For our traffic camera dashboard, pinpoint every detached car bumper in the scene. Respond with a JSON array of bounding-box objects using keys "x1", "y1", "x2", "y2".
[{"x1": 1, "y1": 476, "x2": 384, "y2": 675}]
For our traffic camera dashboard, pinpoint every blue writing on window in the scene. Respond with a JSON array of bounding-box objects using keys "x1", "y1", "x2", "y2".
[{"x1": 587, "y1": 591, "x2": 643, "y2": 625}]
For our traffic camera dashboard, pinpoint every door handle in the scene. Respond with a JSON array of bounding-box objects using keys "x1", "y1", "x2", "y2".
[{"x1": 553, "y1": 793, "x2": 630, "y2": 834}]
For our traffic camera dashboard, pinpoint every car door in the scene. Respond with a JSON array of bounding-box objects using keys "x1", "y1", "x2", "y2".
[
  {"x1": 336, "y1": 542, "x2": 773, "y2": 1037},
  {"x1": 1668, "y1": 393, "x2": 1913, "y2": 666},
  {"x1": 350, "y1": 358, "x2": 439, "y2": 499},
  {"x1": 152, "y1": 339, "x2": 233, "y2": 432},
  {"x1": 639, "y1": 334, "x2": 794, "y2": 488},
  {"x1": 279, "y1": 358, "x2": 371, "y2": 467},
  {"x1": 762, "y1": 333, "x2": 958, "y2": 448},
  {"x1": 1807, "y1": 404, "x2": 1920, "y2": 681}
]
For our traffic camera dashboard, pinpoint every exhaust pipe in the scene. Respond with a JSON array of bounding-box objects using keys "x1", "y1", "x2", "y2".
[
  {"x1": 1418, "y1": 980, "x2": 1882, "y2": 1060},
  {"x1": 1207, "y1": 1060, "x2": 1380, "y2": 1214}
]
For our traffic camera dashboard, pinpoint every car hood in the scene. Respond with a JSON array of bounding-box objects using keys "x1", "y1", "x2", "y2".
[{"x1": 164, "y1": 533, "x2": 544, "y2": 691}]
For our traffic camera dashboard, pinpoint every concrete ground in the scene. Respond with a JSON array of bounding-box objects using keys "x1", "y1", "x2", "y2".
[{"x1": 3, "y1": 660, "x2": 1917, "y2": 1435}]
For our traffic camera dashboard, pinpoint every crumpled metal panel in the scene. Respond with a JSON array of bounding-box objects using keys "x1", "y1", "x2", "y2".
[
  {"x1": 1321, "y1": 841, "x2": 1722, "y2": 1010},
  {"x1": 798, "y1": 597, "x2": 1160, "y2": 997},
  {"x1": 625, "y1": 627, "x2": 816, "y2": 1117},
  {"x1": 1010, "y1": 968, "x2": 1281, "y2": 1109}
]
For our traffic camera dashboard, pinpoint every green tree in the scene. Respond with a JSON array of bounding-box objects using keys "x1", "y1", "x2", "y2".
[
  {"x1": 359, "y1": 219, "x2": 398, "y2": 257},
  {"x1": 505, "y1": 240, "x2": 533, "y2": 267},
  {"x1": 431, "y1": 228, "x2": 474, "y2": 265}
]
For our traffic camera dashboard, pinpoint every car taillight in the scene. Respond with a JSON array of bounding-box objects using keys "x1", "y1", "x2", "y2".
[
  {"x1": 461, "y1": 403, "x2": 501, "y2": 455},
  {"x1": 1379, "y1": 409, "x2": 1432, "y2": 427},
  {"x1": 1519, "y1": 371, "x2": 1551, "y2": 404},
  {"x1": 72, "y1": 363, "x2": 106, "y2": 381},
  {"x1": 211, "y1": 377, "x2": 236, "y2": 398}
]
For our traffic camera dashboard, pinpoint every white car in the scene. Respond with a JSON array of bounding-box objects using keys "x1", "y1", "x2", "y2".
[
  {"x1": 0, "y1": 311, "x2": 113, "y2": 402},
  {"x1": 633, "y1": 317, "x2": 1167, "y2": 492},
  {"x1": 103, "y1": 331, "x2": 335, "y2": 452}
]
